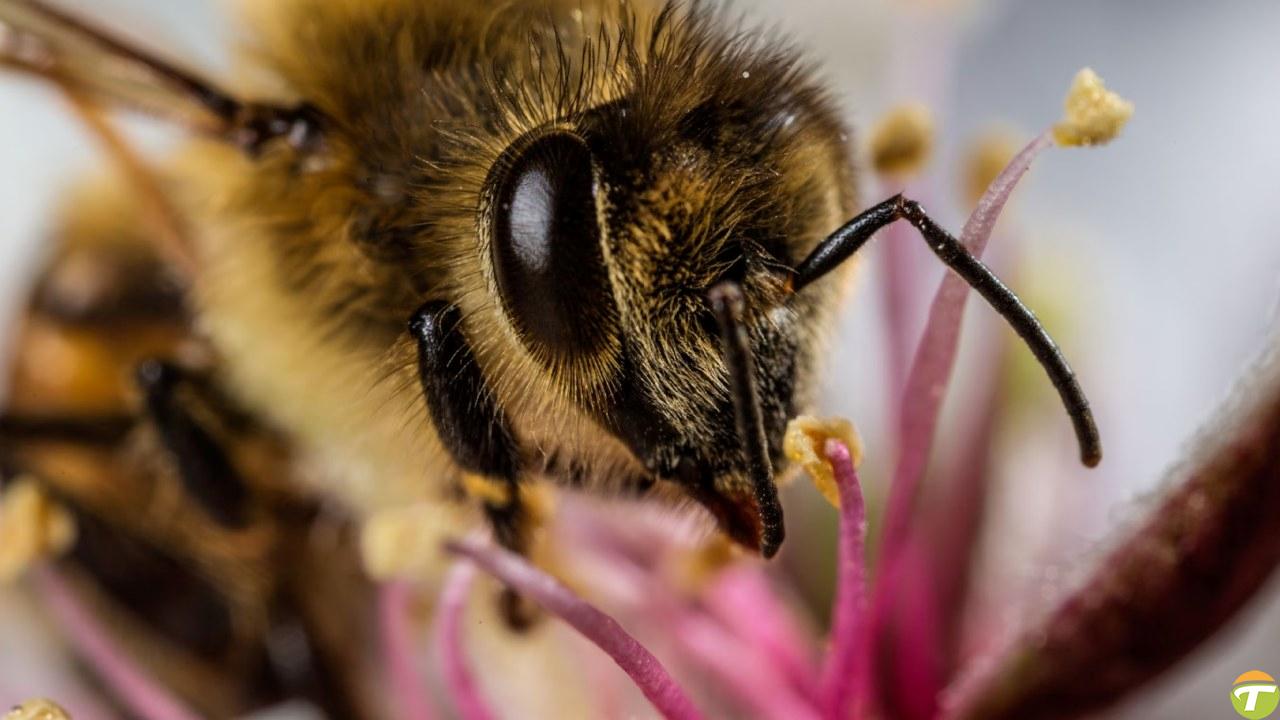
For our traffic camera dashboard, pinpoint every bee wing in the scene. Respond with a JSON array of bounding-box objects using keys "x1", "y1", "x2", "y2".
[{"x1": 0, "y1": 0, "x2": 241, "y2": 134}]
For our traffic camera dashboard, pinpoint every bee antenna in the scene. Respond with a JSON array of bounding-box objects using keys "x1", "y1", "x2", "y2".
[
  {"x1": 790, "y1": 195, "x2": 1102, "y2": 467},
  {"x1": 709, "y1": 281, "x2": 785, "y2": 557}
]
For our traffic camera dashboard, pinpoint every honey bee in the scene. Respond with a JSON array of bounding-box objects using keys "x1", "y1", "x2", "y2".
[{"x1": 0, "y1": 0, "x2": 1101, "y2": 715}]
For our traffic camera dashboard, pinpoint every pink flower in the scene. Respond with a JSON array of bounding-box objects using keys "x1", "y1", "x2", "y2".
[{"x1": 419, "y1": 118, "x2": 1280, "y2": 720}]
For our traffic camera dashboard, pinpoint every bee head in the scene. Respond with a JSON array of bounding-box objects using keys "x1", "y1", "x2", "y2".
[{"x1": 479, "y1": 50, "x2": 855, "y2": 556}]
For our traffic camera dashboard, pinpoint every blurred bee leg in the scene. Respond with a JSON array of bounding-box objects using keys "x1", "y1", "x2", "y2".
[
  {"x1": 263, "y1": 611, "x2": 370, "y2": 720},
  {"x1": 483, "y1": 492, "x2": 542, "y2": 629},
  {"x1": 0, "y1": 412, "x2": 135, "y2": 511},
  {"x1": 0, "y1": 413, "x2": 136, "y2": 447},
  {"x1": 458, "y1": 473, "x2": 531, "y2": 551},
  {"x1": 410, "y1": 302, "x2": 540, "y2": 628},
  {"x1": 134, "y1": 358, "x2": 251, "y2": 529}
]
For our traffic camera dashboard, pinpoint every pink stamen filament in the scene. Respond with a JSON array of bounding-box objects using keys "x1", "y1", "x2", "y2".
[
  {"x1": 446, "y1": 538, "x2": 704, "y2": 720},
  {"x1": 702, "y1": 567, "x2": 822, "y2": 700},
  {"x1": 434, "y1": 563, "x2": 496, "y2": 720},
  {"x1": 677, "y1": 611, "x2": 821, "y2": 720},
  {"x1": 818, "y1": 439, "x2": 870, "y2": 720},
  {"x1": 882, "y1": 130, "x2": 1054, "y2": 557},
  {"x1": 33, "y1": 566, "x2": 201, "y2": 720},
  {"x1": 871, "y1": 130, "x2": 1055, "y2": 715},
  {"x1": 379, "y1": 580, "x2": 437, "y2": 720},
  {"x1": 554, "y1": 516, "x2": 816, "y2": 719}
]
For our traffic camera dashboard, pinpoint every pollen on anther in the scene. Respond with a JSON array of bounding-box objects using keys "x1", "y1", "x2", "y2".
[
  {"x1": 784, "y1": 416, "x2": 864, "y2": 508},
  {"x1": 868, "y1": 104, "x2": 935, "y2": 180},
  {"x1": 5, "y1": 698, "x2": 72, "y2": 720},
  {"x1": 1052, "y1": 68, "x2": 1134, "y2": 147},
  {"x1": 0, "y1": 478, "x2": 76, "y2": 583}
]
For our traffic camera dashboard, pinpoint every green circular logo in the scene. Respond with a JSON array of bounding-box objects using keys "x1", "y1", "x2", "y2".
[{"x1": 1233, "y1": 671, "x2": 1280, "y2": 719}]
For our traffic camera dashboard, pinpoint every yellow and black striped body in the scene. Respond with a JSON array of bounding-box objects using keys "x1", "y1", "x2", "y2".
[{"x1": 0, "y1": 180, "x2": 379, "y2": 719}]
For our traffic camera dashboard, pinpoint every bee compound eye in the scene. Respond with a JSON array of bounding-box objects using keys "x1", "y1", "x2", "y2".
[{"x1": 490, "y1": 131, "x2": 614, "y2": 358}]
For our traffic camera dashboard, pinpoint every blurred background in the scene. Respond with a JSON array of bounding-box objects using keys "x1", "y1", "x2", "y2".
[{"x1": 2, "y1": 0, "x2": 1279, "y2": 717}]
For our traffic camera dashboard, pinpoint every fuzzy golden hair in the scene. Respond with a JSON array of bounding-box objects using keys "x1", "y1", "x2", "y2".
[
  {"x1": 175, "y1": 0, "x2": 856, "y2": 526},
  {"x1": 0, "y1": 0, "x2": 862, "y2": 713}
]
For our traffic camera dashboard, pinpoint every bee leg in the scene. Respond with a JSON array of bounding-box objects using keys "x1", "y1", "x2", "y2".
[
  {"x1": 263, "y1": 612, "x2": 369, "y2": 720},
  {"x1": 409, "y1": 302, "x2": 539, "y2": 628},
  {"x1": 134, "y1": 358, "x2": 250, "y2": 529},
  {"x1": 408, "y1": 302, "x2": 520, "y2": 494},
  {"x1": 482, "y1": 493, "x2": 541, "y2": 629},
  {"x1": 0, "y1": 413, "x2": 136, "y2": 446}
]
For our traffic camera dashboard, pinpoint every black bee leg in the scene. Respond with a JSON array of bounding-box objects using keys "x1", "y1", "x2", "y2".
[
  {"x1": 0, "y1": 413, "x2": 136, "y2": 446},
  {"x1": 408, "y1": 302, "x2": 522, "y2": 533},
  {"x1": 486, "y1": 508, "x2": 542, "y2": 629},
  {"x1": 410, "y1": 302, "x2": 538, "y2": 627},
  {"x1": 134, "y1": 359, "x2": 250, "y2": 529},
  {"x1": 0, "y1": 457, "x2": 20, "y2": 493}
]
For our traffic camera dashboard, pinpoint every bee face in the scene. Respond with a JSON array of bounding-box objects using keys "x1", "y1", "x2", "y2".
[{"x1": 481, "y1": 55, "x2": 856, "y2": 550}]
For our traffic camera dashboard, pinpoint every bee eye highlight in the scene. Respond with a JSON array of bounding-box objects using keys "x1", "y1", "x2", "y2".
[{"x1": 490, "y1": 131, "x2": 613, "y2": 357}]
